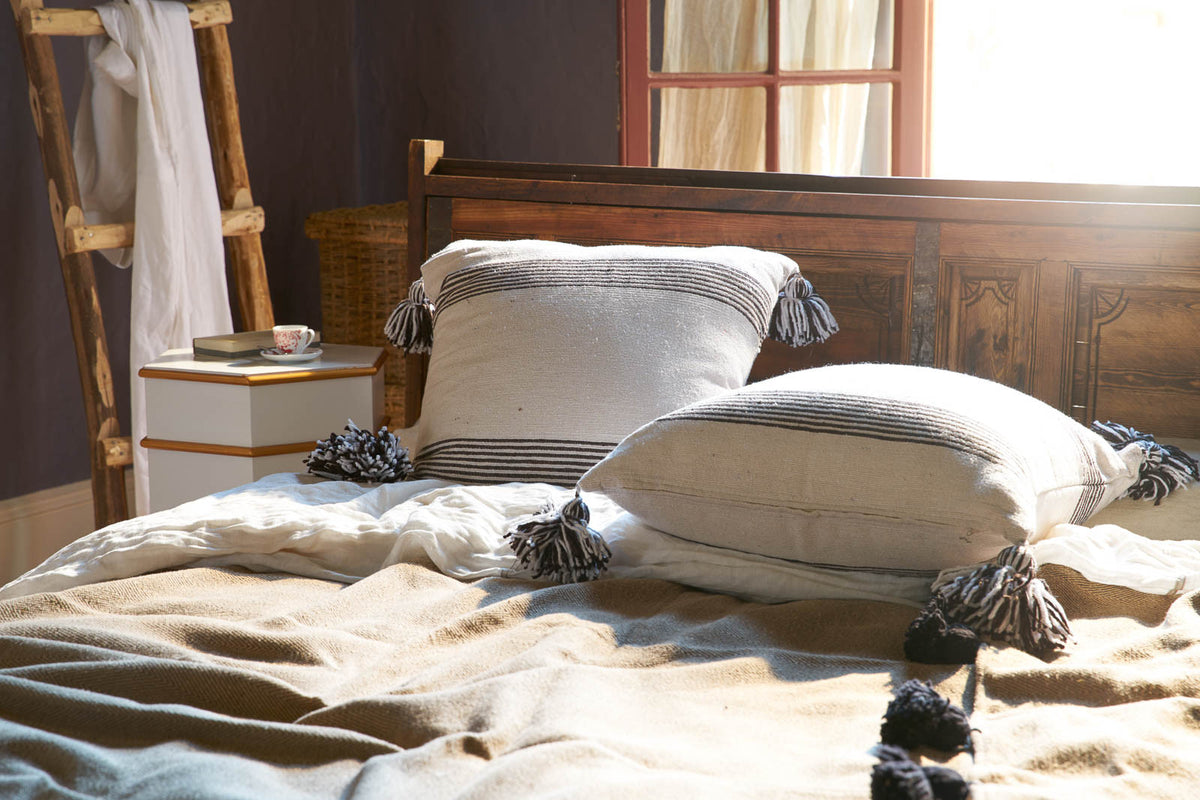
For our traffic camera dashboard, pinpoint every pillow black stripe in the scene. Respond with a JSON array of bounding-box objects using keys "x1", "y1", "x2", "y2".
[
  {"x1": 412, "y1": 465, "x2": 592, "y2": 485},
  {"x1": 437, "y1": 270, "x2": 769, "y2": 334},
  {"x1": 440, "y1": 272, "x2": 767, "y2": 322},
  {"x1": 419, "y1": 437, "x2": 618, "y2": 452},
  {"x1": 437, "y1": 258, "x2": 774, "y2": 316},
  {"x1": 414, "y1": 438, "x2": 618, "y2": 486},
  {"x1": 1068, "y1": 433, "x2": 1107, "y2": 523},
  {"x1": 667, "y1": 393, "x2": 1017, "y2": 465},
  {"x1": 673, "y1": 395, "x2": 1006, "y2": 451},
  {"x1": 435, "y1": 260, "x2": 774, "y2": 334},
  {"x1": 682, "y1": 388, "x2": 1019, "y2": 449},
  {"x1": 418, "y1": 454, "x2": 611, "y2": 468}
]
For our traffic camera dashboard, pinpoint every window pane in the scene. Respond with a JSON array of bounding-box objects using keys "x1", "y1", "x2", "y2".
[
  {"x1": 931, "y1": 0, "x2": 1200, "y2": 185},
  {"x1": 780, "y1": 83, "x2": 891, "y2": 176},
  {"x1": 656, "y1": 87, "x2": 766, "y2": 170},
  {"x1": 780, "y1": 0, "x2": 893, "y2": 71},
  {"x1": 654, "y1": 0, "x2": 768, "y2": 74}
]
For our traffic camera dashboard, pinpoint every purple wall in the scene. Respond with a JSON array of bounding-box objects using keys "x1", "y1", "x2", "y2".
[{"x1": 0, "y1": 1, "x2": 619, "y2": 502}]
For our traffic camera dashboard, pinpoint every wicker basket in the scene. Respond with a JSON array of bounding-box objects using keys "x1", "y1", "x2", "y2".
[{"x1": 305, "y1": 202, "x2": 408, "y2": 427}]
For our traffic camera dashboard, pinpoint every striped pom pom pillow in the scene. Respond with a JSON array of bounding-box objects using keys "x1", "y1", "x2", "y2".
[
  {"x1": 402, "y1": 239, "x2": 835, "y2": 486},
  {"x1": 580, "y1": 363, "x2": 1146, "y2": 575}
]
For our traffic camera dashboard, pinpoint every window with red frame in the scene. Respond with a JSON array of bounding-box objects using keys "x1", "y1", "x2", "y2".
[{"x1": 620, "y1": 0, "x2": 931, "y2": 177}]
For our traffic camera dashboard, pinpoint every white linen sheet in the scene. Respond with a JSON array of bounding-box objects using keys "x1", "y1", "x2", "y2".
[
  {"x1": 1, "y1": 474, "x2": 932, "y2": 606},
  {"x1": 4, "y1": 473, "x2": 1197, "y2": 608}
]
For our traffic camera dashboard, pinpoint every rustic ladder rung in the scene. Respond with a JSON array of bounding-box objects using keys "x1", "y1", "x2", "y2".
[
  {"x1": 63, "y1": 205, "x2": 265, "y2": 255},
  {"x1": 23, "y1": 0, "x2": 231, "y2": 36},
  {"x1": 102, "y1": 436, "x2": 133, "y2": 468}
]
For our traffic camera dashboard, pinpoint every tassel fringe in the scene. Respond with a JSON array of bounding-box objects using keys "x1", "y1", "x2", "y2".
[
  {"x1": 872, "y1": 683, "x2": 972, "y2": 799},
  {"x1": 880, "y1": 680, "x2": 974, "y2": 755},
  {"x1": 384, "y1": 278, "x2": 435, "y2": 355},
  {"x1": 768, "y1": 271, "x2": 839, "y2": 346},
  {"x1": 505, "y1": 490, "x2": 611, "y2": 584},
  {"x1": 903, "y1": 602, "x2": 981, "y2": 665},
  {"x1": 1091, "y1": 420, "x2": 1199, "y2": 505},
  {"x1": 871, "y1": 745, "x2": 970, "y2": 800},
  {"x1": 932, "y1": 545, "x2": 1071, "y2": 657},
  {"x1": 305, "y1": 420, "x2": 413, "y2": 483}
]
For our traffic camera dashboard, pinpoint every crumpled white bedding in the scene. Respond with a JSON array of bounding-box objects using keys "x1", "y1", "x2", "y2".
[
  {"x1": 4, "y1": 473, "x2": 1198, "y2": 606},
  {"x1": 0, "y1": 474, "x2": 932, "y2": 605}
]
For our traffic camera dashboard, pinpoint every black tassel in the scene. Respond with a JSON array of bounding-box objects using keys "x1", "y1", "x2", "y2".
[
  {"x1": 1091, "y1": 420, "x2": 1199, "y2": 505},
  {"x1": 768, "y1": 271, "x2": 839, "y2": 346},
  {"x1": 505, "y1": 490, "x2": 611, "y2": 584},
  {"x1": 304, "y1": 420, "x2": 413, "y2": 483},
  {"x1": 871, "y1": 746, "x2": 933, "y2": 800},
  {"x1": 384, "y1": 278, "x2": 435, "y2": 355},
  {"x1": 922, "y1": 765, "x2": 972, "y2": 800},
  {"x1": 903, "y1": 602, "x2": 982, "y2": 665},
  {"x1": 880, "y1": 680, "x2": 974, "y2": 755},
  {"x1": 934, "y1": 545, "x2": 1071, "y2": 658},
  {"x1": 871, "y1": 745, "x2": 970, "y2": 800}
]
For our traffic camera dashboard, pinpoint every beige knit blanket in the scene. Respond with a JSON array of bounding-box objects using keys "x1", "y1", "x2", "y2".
[{"x1": 1, "y1": 562, "x2": 1196, "y2": 798}]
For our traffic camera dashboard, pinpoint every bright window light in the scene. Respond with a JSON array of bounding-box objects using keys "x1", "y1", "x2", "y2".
[{"x1": 931, "y1": 0, "x2": 1200, "y2": 186}]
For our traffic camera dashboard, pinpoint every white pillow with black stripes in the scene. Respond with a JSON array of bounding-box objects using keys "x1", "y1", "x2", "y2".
[
  {"x1": 408, "y1": 238, "x2": 811, "y2": 485},
  {"x1": 580, "y1": 363, "x2": 1146, "y2": 575}
]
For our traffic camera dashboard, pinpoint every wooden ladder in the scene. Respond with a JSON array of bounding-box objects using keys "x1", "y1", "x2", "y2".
[{"x1": 11, "y1": 0, "x2": 274, "y2": 528}]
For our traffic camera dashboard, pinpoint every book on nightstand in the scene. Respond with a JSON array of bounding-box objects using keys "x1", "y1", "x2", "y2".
[{"x1": 192, "y1": 329, "x2": 322, "y2": 358}]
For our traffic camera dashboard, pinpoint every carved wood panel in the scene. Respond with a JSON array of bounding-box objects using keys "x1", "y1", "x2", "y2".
[
  {"x1": 1070, "y1": 265, "x2": 1200, "y2": 437},
  {"x1": 938, "y1": 259, "x2": 1038, "y2": 392}
]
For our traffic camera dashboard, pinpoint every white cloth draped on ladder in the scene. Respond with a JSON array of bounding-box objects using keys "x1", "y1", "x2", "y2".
[
  {"x1": 73, "y1": 0, "x2": 233, "y2": 516},
  {"x1": 658, "y1": 0, "x2": 883, "y2": 175}
]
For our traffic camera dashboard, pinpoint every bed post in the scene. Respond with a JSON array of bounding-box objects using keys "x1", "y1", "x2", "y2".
[{"x1": 405, "y1": 139, "x2": 443, "y2": 428}]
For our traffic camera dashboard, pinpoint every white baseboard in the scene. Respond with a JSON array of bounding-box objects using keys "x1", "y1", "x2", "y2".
[{"x1": 1, "y1": 480, "x2": 103, "y2": 584}]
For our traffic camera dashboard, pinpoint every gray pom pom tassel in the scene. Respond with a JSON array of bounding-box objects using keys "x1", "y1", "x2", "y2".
[
  {"x1": 932, "y1": 544, "x2": 1071, "y2": 658},
  {"x1": 505, "y1": 489, "x2": 611, "y2": 584},
  {"x1": 1090, "y1": 420, "x2": 1199, "y2": 505},
  {"x1": 384, "y1": 278, "x2": 434, "y2": 355},
  {"x1": 768, "y1": 271, "x2": 839, "y2": 346},
  {"x1": 305, "y1": 420, "x2": 413, "y2": 483}
]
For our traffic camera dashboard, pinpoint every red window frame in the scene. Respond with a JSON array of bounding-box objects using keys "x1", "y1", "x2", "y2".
[{"x1": 619, "y1": 0, "x2": 931, "y2": 176}]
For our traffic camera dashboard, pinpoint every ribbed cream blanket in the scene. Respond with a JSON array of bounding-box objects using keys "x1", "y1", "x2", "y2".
[{"x1": 2, "y1": 561, "x2": 1197, "y2": 798}]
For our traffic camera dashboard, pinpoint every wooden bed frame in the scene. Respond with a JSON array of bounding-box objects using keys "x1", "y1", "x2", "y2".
[{"x1": 404, "y1": 139, "x2": 1200, "y2": 440}]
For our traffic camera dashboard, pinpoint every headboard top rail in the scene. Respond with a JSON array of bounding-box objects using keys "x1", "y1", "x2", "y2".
[{"x1": 418, "y1": 151, "x2": 1200, "y2": 234}]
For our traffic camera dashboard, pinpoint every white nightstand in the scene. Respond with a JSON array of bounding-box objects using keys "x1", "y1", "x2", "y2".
[{"x1": 138, "y1": 343, "x2": 386, "y2": 512}]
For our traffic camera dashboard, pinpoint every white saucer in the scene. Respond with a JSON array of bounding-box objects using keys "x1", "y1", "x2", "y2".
[{"x1": 260, "y1": 347, "x2": 323, "y2": 363}]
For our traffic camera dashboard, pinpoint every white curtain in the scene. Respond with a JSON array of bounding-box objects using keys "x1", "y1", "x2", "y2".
[
  {"x1": 658, "y1": 0, "x2": 882, "y2": 175},
  {"x1": 74, "y1": 0, "x2": 233, "y2": 516}
]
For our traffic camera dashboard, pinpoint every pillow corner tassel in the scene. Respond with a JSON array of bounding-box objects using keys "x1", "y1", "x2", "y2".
[
  {"x1": 384, "y1": 278, "x2": 435, "y2": 355},
  {"x1": 304, "y1": 419, "x2": 413, "y2": 483},
  {"x1": 923, "y1": 544, "x2": 1072, "y2": 660},
  {"x1": 768, "y1": 271, "x2": 839, "y2": 347},
  {"x1": 505, "y1": 489, "x2": 612, "y2": 584},
  {"x1": 872, "y1": 680, "x2": 973, "y2": 800},
  {"x1": 871, "y1": 743, "x2": 971, "y2": 800},
  {"x1": 1090, "y1": 420, "x2": 1200, "y2": 505}
]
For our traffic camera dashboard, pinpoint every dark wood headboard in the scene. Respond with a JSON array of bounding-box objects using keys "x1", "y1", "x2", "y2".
[{"x1": 405, "y1": 139, "x2": 1200, "y2": 439}]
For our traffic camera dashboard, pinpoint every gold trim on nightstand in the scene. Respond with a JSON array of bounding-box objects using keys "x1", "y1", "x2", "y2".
[
  {"x1": 138, "y1": 348, "x2": 387, "y2": 386},
  {"x1": 141, "y1": 437, "x2": 317, "y2": 458}
]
